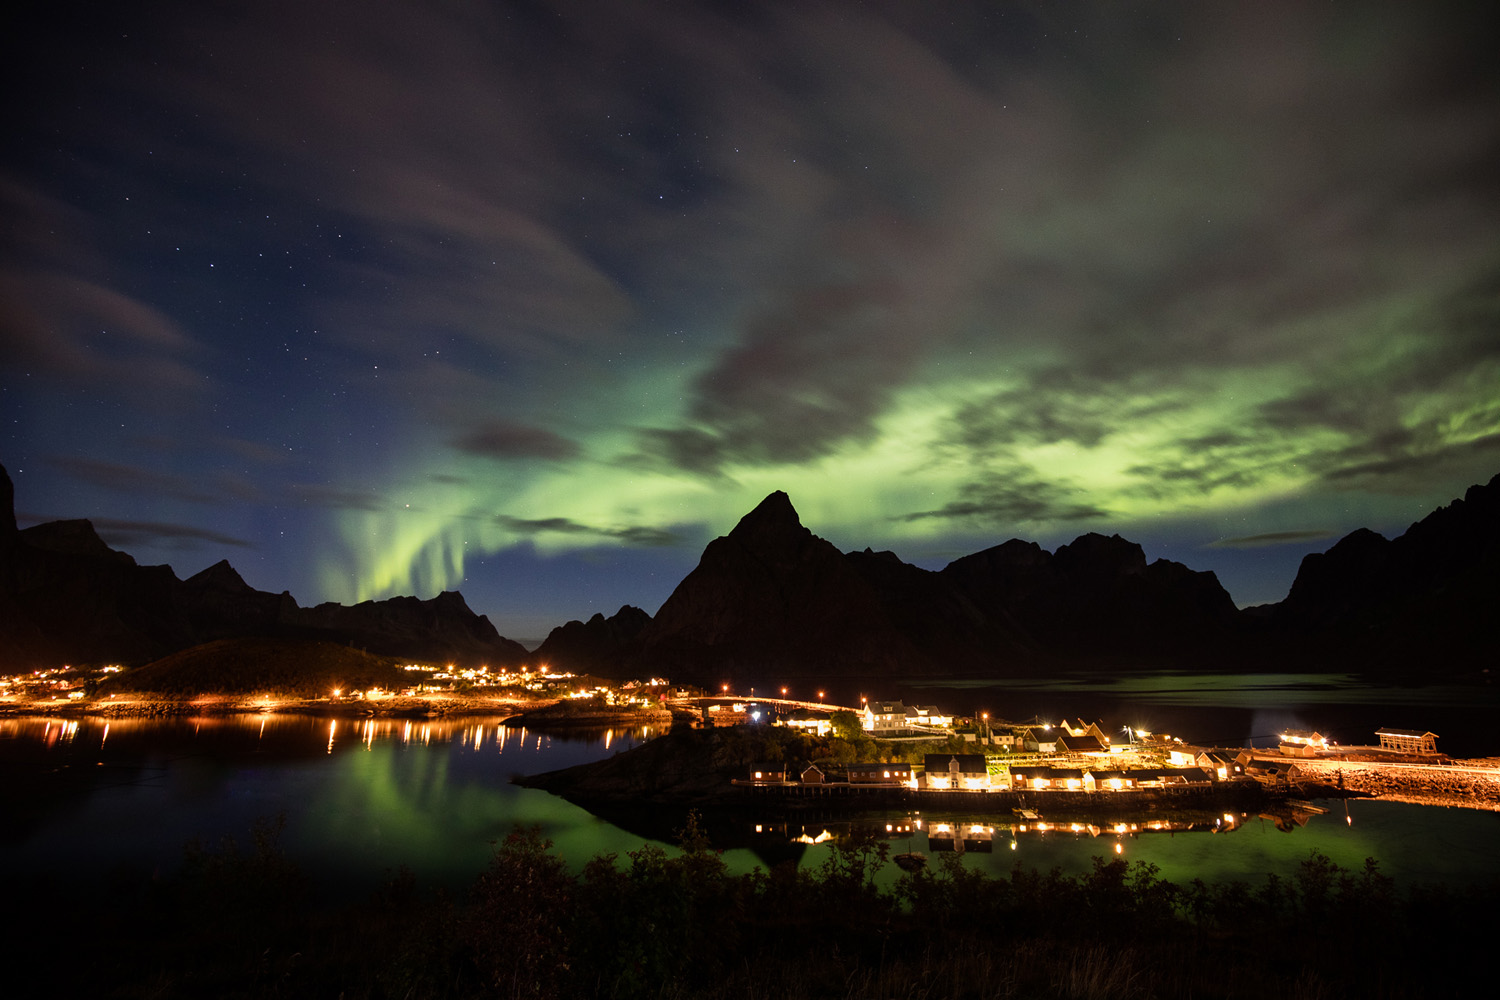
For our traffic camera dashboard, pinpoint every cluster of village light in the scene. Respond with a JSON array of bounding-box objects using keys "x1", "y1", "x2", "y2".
[
  {"x1": 733, "y1": 691, "x2": 1382, "y2": 803},
  {"x1": 323, "y1": 666, "x2": 670, "y2": 707},
  {"x1": 0, "y1": 663, "x2": 124, "y2": 702},
  {"x1": 1, "y1": 658, "x2": 676, "y2": 713}
]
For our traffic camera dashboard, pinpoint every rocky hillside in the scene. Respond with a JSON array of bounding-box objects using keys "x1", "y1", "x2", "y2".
[
  {"x1": 96, "y1": 637, "x2": 413, "y2": 697},
  {"x1": 516, "y1": 725, "x2": 818, "y2": 804},
  {"x1": 1272, "y1": 472, "x2": 1500, "y2": 669},
  {"x1": 531, "y1": 605, "x2": 651, "y2": 674}
]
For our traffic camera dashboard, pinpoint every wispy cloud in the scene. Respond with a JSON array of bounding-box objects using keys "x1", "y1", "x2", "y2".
[
  {"x1": 898, "y1": 472, "x2": 1110, "y2": 527},
  {"x1": 287, "y1": 483, "x2": 386, "y2": 512},
  {"x1": 1208, "y1": 530, "x2": 1337, "y2": 550},
  {"x1": 46, "y1": 456, "x2": 220, "y2": 504},
  {"x1": 15, "y1": 512, "x2": 253, "y2": 552},
  {"x1": 497, "y1": 514, "x2": 678, "y2": 547},
  {"x1": 89, "y1": 518, "x2": 253, "y2": 551},
  {"x1": 449, "y1": 422, "x2": 580, "y2": 461}
]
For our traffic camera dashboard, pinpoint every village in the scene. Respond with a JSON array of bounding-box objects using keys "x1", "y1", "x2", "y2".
[
  {"x1": 9, "y1": 660, "x2": 1494, "y2": 809},
  {"x1": 700, "y1": 694, "x2": 1472, "y2": 801}
]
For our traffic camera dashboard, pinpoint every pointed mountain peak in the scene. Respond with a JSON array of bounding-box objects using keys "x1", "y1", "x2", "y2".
[
  {"x1": 729, "y1": 490, "x2": 804, "y2": 540},
  {"x1": 187, "y1": 559, "x2": 251, "y2": 591},
  {"x1": 1328, "y1": 526, "x2": 1388, "y2": 552},
  {"x1": 430, "y1": 590, "x2": 476, "y2": 613}
]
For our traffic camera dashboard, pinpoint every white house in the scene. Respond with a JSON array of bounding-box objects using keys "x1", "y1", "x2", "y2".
[
  {"x1": 904, "y1": 705, "x2": 954, "y2": 729},
  {"x1": 921, "y1": 753, "x2": 991, "y2": 790},
  {"x1": 863, "y1": 701, "x2": 910, "y2": 733}
]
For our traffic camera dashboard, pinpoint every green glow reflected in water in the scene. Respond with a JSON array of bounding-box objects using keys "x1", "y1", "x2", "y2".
[
  {"x1": 4, "y1": 711, "x2": 1497, "y2": 895},
  {"x1": 1, "y1": 714, "x2": 661, "y2": 893}
]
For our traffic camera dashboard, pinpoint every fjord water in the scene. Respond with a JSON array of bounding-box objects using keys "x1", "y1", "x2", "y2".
[
  {"x1": 891, "y1": 670, "x2": 1500, "y2": 757},
  {"x1": 2, "y1": 714, "x2": 658, "y2": 896},
  {"x1": 4, "y1": 672, "x2": 1498, "y2": 896}
]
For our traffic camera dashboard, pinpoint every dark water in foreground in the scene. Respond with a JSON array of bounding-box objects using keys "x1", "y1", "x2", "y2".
[
  {"x1": 4, "y1": 672, "x2": 1498, "y2": 896},
  {"x1": 2, "y1": 714, "x2": 658, "y2": 894}
]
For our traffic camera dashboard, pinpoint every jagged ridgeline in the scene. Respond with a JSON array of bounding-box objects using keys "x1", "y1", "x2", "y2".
[
  {"x1": 605, "y1": 490, "x2": 1242, "y2": 682},
  {"x1": 5, "y1": 461, "x2": 1499, "y2": 681},
  {"x1": 541, "y1": 476, "x2": 1500, "y2": 683},
  {"x1": 0, "y1": 463, "x2": 528, "y2": 671}
]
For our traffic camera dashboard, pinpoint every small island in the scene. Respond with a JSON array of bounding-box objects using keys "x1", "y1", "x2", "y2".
[{"x1": 518, "y1": 706, "x2": 1500, "y2": 816}]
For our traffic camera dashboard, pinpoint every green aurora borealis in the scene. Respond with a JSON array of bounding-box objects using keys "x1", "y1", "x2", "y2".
[{"x1": 5, "y1": 1, "x2": 1498, "y2": 636}]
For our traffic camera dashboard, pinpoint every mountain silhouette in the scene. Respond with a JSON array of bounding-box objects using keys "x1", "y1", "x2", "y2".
[
  {"x1": 620, "y1": 490, "x2": 934, "y2": 682},
  {"x1": 5, "y1": 461, "x2": 1497, "y2": 682},
  {"x1": 541, "y1": 477, "x2": 1499, "y2": 684},
  {"x1": 610, "y1": 493, "x2": 1243, "y2": 686},
  {"x1": 0, "y1": 464, "x2": 527, "y2": 670},
  {"x1": 1271, "y1": 472, "x2": 1500, "y2": 669}
]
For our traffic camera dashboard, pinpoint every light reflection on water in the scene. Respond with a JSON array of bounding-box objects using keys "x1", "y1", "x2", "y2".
[
  {"x1": 1, "y1": 713, "x2": 657, "y2": 895},
  {"x1": 714, "y1": 798, "x2": 1500, "y2": 890},
  {"x1": 4, "y1": 708, "x2": 1499, "y2": 895}
]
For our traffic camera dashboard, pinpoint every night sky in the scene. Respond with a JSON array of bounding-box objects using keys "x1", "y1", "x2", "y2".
[{"x1": 5, "y1": 1, "x2": 1499, "y2": 641}]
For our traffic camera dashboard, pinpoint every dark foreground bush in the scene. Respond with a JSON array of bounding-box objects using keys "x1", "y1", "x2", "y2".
[{"x1": 9, "y1": 816, "x2": 1496, "y2": 999}]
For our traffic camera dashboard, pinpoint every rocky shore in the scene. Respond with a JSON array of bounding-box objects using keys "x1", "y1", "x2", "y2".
[
  {"x1": 1296, "y1": 757, "x2": 1500, "y2": 811},
  {"x1": 502, "y1": 699, "x2": 673, "y2": 728}
]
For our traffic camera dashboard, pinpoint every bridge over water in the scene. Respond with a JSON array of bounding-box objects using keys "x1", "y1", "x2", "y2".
[{"x1": 670, "y1": 695, "x2": 861, "y2": 715}]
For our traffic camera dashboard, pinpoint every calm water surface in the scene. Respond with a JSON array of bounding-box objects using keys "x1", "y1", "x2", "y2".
[
  {"x1": 5, "y1": 672, "x2": 1498, "y2": 897},
  {"x1": 2, "y1": 714, "x2": 655, "y2": 895}
]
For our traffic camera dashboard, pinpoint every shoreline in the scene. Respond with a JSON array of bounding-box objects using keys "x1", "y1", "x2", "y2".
[
  {"x1": 502, "y1": 702, "x2": 676, "y2": 727},
  {"x1": 515, "y1": 724, "x2": 1500, "y2": 814},
  {"x1": 0, "y1": 693, "x2": 683, "y2": 729},
  {"x1": 541, "y1": 767, "x2": 1500, "y2": 815},
  {"x1": 1291, "y1": 756, "x2": 1500, "y2": 810},
  {"x1": 0, "y1": 693, "x2": 546, "y2": 720},
  {"x1": 11, "y1": 696, "x2": 1498, "y2": 812}
]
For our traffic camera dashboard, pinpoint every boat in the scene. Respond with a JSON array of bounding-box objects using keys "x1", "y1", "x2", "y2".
[{"x1": 893, "y1": 852, "x2": 927, "y2": 872}]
